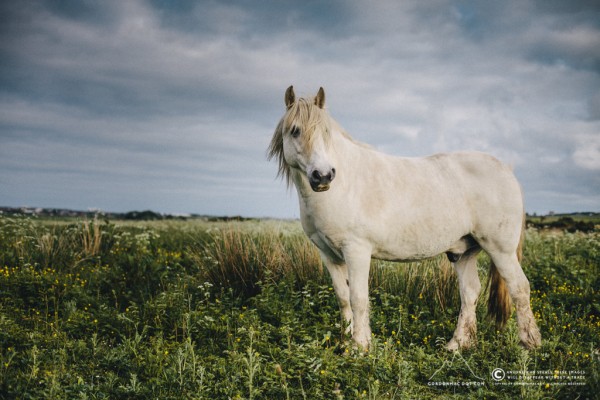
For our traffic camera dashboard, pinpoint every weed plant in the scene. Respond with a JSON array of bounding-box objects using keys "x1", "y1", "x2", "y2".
[{"x1": 0, "y1": 215, "x2": 597, "y2": 399}]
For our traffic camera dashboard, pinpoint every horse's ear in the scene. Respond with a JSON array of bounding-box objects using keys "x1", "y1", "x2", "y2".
[
  {"x1": 285, "y1": 86, "x2": 295, "y2": 109},
  {"x1": 315, "y1": 87, "x2": 325, "y2": 109}
]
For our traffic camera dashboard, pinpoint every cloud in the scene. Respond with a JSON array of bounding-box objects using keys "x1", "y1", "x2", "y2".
[
  {"x1": 0, "y1": 0, "x2": 599, "y2": 217},
  {"x1": 573, "y1": 133, "x2": 600, "y2": 170}
]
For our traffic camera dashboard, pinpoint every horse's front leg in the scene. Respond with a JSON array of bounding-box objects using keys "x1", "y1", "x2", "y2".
[
  {"x1": 321, "y1": 252, "x2": 353, "y2": 333},
  {"x1": 343, "y1": 245, "x2": 372, "y2": 349}
]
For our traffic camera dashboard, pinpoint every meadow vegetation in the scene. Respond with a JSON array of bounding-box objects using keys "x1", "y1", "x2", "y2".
[{"x1": 0, "y1": 214, "x2": 597, "y2": 399}]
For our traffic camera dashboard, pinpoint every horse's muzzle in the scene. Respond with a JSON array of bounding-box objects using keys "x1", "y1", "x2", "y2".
[{"x1": 309, "y1": 168, "x2": 335, "y2": 192}]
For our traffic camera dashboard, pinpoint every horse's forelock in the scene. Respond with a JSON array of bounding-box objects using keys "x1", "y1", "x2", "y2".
[
  {"x1": 284, "y1": 98, "x2": 331, "y2": 148},
  {"x1": 268, "y1": 97, "x2": 331, "y2": 187}
]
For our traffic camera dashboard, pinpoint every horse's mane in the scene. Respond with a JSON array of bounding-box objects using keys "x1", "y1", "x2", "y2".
[{"x1": 268, "y1": 95, "x2": 367, "y2": 187}]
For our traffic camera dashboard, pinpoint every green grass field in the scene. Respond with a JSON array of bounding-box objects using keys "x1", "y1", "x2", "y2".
[{"x1": 0, "y1": 215, "x2": 597, "y2": 399}]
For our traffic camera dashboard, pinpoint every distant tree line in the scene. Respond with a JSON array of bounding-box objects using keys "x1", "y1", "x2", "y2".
[{"x1": 527, "y1": 216, "x2": 596, "y2": 233}]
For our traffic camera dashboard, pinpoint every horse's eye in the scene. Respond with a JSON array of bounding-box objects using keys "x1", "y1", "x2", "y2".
[{"x1": 290, "y1": 126, "x2": 301, "y2": 138}]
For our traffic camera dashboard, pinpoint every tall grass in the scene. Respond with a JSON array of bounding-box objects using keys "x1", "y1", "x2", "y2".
[
  {"x1": 190, "y1": 226, "x2": 323, "y2": 296},
  {"x1": 188, "y1": 223, "x2": 460, "y2": 310},
  {"x1": 80, "y1": 216, "x2": 103, "y2": 258},
  {"x1": 370, "y1": 257, "x2": 459, "y2": 312}
]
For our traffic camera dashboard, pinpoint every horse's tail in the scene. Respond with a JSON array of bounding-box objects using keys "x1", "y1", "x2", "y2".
[
  {"x1": 487, "y1": 214, "x2": 525, "y2": 328},
  {"x1": 487, "y1": 262, "x2": 512, "y2": 329}
]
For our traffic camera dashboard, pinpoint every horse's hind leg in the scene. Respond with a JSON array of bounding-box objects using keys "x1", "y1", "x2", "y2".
[
  {"x1": 321, "y1": 252, "x2": 353, "y2": 333},
  {"x1": 447, "y1": 248, "x2": 481, "y2": 351},
  {"x1": 488, "y1": 251, "x2": 541, "y2": 349}
]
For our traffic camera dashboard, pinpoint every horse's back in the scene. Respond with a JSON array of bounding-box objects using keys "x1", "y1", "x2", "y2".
[{"x1": 382, "y1": 150, "x2": 521, "y2": 213}]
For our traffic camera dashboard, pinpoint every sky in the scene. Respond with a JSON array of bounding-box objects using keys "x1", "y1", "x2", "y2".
[{"x1": 1, "y1": 0, "x2": 599, "y2": 218}]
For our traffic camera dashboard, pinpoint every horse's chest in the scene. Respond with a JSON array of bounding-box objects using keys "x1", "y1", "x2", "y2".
[
  {"x1": 308, "y1": 231, "x2": 344, "y2": 260},
  {"x1": 300, "y1": 210, "x2": 345, "y2": 261}
]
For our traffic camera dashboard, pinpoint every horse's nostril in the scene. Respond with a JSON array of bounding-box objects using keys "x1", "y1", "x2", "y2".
[
  {"x1": 331, "y1": 168, "x2": 336, "y2": 177},
  {"x1": 312, "y1": 170, "x2": 322, "y2": 181}
]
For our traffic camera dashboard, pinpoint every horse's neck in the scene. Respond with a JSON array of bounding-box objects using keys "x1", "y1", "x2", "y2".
[{"x1": 331, "y1": 127, "x2": 371, "y2": 170}]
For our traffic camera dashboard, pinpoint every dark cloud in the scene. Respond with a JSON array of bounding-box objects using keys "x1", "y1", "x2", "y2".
[{"x1": 150, "y1": 0, "x2": 353, "y2": 37}]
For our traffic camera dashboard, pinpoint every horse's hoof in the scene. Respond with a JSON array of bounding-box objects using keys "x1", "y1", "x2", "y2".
[
  {"x1": 520, "y1": 328, "x2": 542, "y2": 349},
  {"x1": 445, "y1": 339, "x2": 460, "y2": 352},
  {"x1": 517, "y1": 318, "x2": 542, "y2": 349},
  {"x1": 446, "y1": 337, "x2": 477, "y2": 351}
]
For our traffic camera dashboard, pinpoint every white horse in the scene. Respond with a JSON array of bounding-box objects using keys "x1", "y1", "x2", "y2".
[{"x1": 268, "y1": 86, "x2": 541, "y2": 351}]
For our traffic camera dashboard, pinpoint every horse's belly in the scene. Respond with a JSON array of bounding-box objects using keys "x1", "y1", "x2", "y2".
[
  {"x1": 371, "y1": 241, "x2": 449, "y2": 262},
  {"x1": 368, "y1": 218, "x2": 470, "y2": 262}
]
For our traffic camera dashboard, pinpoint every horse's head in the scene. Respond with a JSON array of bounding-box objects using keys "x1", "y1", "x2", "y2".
[{"x1": 268, "y1": 86, "x2": 337, "y2": 192}]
